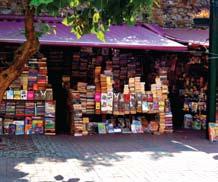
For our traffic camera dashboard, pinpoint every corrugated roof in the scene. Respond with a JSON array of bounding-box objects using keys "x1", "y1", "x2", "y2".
[
  {"x1": 0, "y1": 19, "x2": 187, "y2": 51},
  {"x1": 144, "y1": 24, "x2": 209, "y2": 47}
]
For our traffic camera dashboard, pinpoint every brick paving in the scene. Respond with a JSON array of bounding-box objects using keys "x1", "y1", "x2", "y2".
[{"x1": 0, "y1": 130, "x2": 218, "y2": 182}]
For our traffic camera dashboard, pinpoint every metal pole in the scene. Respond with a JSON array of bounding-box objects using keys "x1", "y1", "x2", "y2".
[{"x1": 208, "y1": 0, "x2": 218, "y2": 137}]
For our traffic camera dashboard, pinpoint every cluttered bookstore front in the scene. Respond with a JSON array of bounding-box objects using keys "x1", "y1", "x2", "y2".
[{"x1": 0, "y1": 21, "x2": 210, "y2": 137}]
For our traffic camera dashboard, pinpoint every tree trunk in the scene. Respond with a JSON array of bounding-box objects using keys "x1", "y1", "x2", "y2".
[{"x1": 0, "y1": 1, "x2": 39, "y2": 103}]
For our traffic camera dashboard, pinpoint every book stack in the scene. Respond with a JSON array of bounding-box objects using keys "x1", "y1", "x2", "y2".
[
  {"x1": 6, "y1": 101, "x2": 16, "y2": 116},
  {"x1": 10, "y1": 78, "x2": 21, "y2": 90},
  {"x1": 0, "y1": 101, "x2": 5, "y2": 115},
  {"x1": 164, "y1": 112, "x2": 173, "y2": 133},
  {"x1": 100, "y1": 74, "x2": 107, "y2": 93},
  {"x1": 77, "y1": 82, "x2": 87, "y2": 114},
  {"x1": 82, "y1": 117, "x2": 89, "y2": 135},
  {"x1": 77, "y1": 82, "x2": 87, "y2": 93},
  {"x1": 86, "y1": 85, "x2": 95, "y2": 114},
  {"x1": 37, "y1": 58, "x2": 48, "y2": 90},
  {"x1": 101, "y1": 70, "x2": 113, "y2": 93},
  {"x1": 112, "y1": 55, "x2": 120, "y2": 92},
  {"x1": 72, "y1": 104, "x2": 83, "y2": 136},
  {"x1": 95, "y1": 92, "x2": 101, "y2": 114},
  {"x1": 25, "y1": 101, "x2": 35, "y2": 116},
  {"x1": 28, "y1": 59, "x2": 38, "y2": 90},
  {"x1": 95, "y1": 66, "x2": 102, "y2": 92},
  {"x1": 80, "y1": 56, "x2": 88, "y2": 81},
  {"x1": 129, "y1": 78, "x2": 135, "y2": 93},
  {"x1": 20, "y1": 72, "x2": 28, "y2": 90},
  {"x1": 69, "y1": 90, "x2": 82, "y2": 136},
  {"x1": 106, "y1": 59, "x2": 112, "y2": 71},
  {"x1": 124, "y1": 85, "x2": 130, "y2": 114},
  {"x1": 159, "y1": 113, "x2": 165, "y2": 134},
  {"x1": 71, "y1": 53, "x2": 80, "y2": 84},
  {"x1": 15, "y1": 101, "x2": 25, "y2": 116},
  {"x1": 127, "y1": 59, "x2": 136, "y2": 78},
  {"x1": 35, "y1": 101, "x2": 45, "y2": 116}
]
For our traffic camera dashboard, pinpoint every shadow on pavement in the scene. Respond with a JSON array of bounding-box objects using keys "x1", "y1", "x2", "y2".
[{"x1": 0, "y1": 129, "x2": 217, "y2": 181}]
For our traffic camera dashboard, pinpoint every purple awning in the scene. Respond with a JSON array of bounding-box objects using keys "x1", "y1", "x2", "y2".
[
  {"x1": 0, "y1": 20, "x2": 187, "y2": 51},
  {"x1": 144, "y1": 24, "x2": 209, "y2": 47}
]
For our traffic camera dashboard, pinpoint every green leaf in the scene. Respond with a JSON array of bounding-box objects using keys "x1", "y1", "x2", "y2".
[
  {"x1": 70, "y1": 0, "x2": 80, "y2": 8},
  {"x1": 96, "y1": 31, "x2": 105, "y2": 42},
  {"x1": 30, "y1": 0, "x2": 53, "y2": 7},
  {"x1": 93, "y1": 12, "x2": 100, "y2": 23},
  {"x1": 62, "y1": 17, "x2": 69, "y2": 26}
]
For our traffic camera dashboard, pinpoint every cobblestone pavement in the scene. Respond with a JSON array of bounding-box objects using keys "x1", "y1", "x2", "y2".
[{"x1": 0, "y1": 130, "x2": 218, "y2": 182}]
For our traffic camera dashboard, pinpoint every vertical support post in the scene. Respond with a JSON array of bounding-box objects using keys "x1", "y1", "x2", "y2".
[{"x1": 208, "y1": 0, "x2": 218, "y2": 137}]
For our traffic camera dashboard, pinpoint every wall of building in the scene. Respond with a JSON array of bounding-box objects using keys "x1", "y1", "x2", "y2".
[
  {"x1": 152, "y1": 0, "x2": 209, "y2": 27},
  {"x1": 0, "y1": 0, "x2": 23, "y2": 15},
  {"x1": 0, "y1": 0, "x2": 210, "y2": 28}
]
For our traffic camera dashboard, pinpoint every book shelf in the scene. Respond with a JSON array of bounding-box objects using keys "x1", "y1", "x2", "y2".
[
  {"x1": 67, "y1": 48, "x2": 173, "y2": 136},
  {"x1": 0, "y1": 55, "x2": 56, "y2": 136}
]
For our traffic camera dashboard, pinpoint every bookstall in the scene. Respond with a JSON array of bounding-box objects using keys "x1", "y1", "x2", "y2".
[
  {"x1": 66, "y1": 48, "x2": 173, "y2": 136},
  {"x1": 0, "y1": 54, "x2": 56, "y2": 135},
  {"x1": 179, "y1": 54, "x2": 208, "y2": 131}
]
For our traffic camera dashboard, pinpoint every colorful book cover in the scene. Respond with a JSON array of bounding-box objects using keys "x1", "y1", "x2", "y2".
[
  {"x1": 131, "y1": 120, "x2": 143, "y2": 133},
  {"x1": 6, "y1": 89, "x2": 14, "y2": 100},
  {"x1": 34, "y1": 90, "x2": 41, "y2": 100},
  {"x1": 27, "y1": 91, "x2": 34, "y2": 100},
  {"x1": 130, "y1": 93, "x2": 136, "y2": 114},
  {"x1": 9, "y1": 124, "x2": 16, "y2": 135},
  {"x1": 21, "y1": 90, "x2": 27, "y2": 100},
  {"x1": 45, "y1": 101, "x2": 56, "y2": 117},
  {"x1": 45, "y1": 117, "x2": 55, "y2": 129},
  {"x1": 136, "y1": 93, "x2": 142, "y2": 113},
  {"x1": 209, "y1": 123, "x2": 218, "y2": 142},
  {"x1": 106, "y1": 123, "x2": 114, "y2": 133},
  {"x1": 45, "y1": 88, "x2": 53, "y2": 100},
  {"x1": 107, "y1": 92, "x2": 113, "y2": 114},
  {"x1": 3, "y1": 118, "x2": 14, "y2": 135},
  {"x1": 25, "y1": 117, "x2": 33, "y2": 135},
  {"x1": 40, "y1": 90, "x2": 47, "y2": 100},
  {"x1": 14, "y1": 90, "x2": 21, "y2": 100},
  {"x1": 32, "y1": 117, "x2": 44, "y2": 134},
  {"x1": 113, "y1": 93, "x2": 120, "y2": 115},
  {"x1": 118, "y1": 94, "x2": 125, "y2": 115},
  {"x1": 14, "y1": 120, "x2": 25, "y2": 135},
  {"x1": 101, "y1": 93, "x2": 108, "y2": 112},
  {"x1": 98, "y1": 123, "x2": 107, "y2": 134}
]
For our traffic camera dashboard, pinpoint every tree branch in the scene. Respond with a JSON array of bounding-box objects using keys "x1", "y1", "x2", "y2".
[{"x1": 0, "y1": 0, "x2": 40, "y2": 102}]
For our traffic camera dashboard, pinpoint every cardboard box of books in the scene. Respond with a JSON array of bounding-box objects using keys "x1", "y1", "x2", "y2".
[{"x1": 209, "y1": 123, "x2": 218, "y2": 142}]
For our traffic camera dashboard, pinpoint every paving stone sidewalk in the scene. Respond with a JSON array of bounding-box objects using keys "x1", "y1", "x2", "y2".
[{"x1": 0, "y1": 130, "x2": 218, "y2": 182}]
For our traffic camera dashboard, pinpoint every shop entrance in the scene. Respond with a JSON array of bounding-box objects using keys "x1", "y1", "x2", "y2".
[{"x1": 41, "y1": 46, "x2": 75, "y2": 134}]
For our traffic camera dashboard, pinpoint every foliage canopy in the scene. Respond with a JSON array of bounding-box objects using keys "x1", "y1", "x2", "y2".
[{"x1": 30, "y1": 0, "x2": 154, "y2": 40}]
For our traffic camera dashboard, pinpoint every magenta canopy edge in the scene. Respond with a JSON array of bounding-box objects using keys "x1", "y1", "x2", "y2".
[{"x1": 0, "y1": 19, "x2": 187, "y2": 51}]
